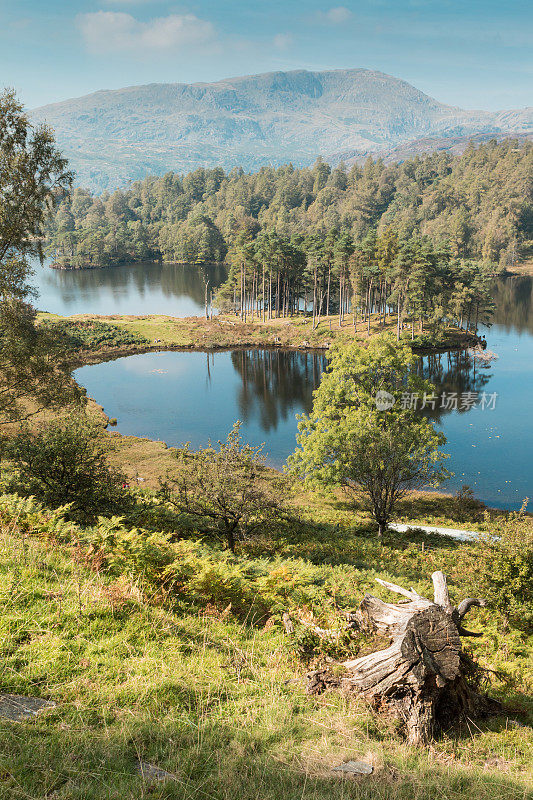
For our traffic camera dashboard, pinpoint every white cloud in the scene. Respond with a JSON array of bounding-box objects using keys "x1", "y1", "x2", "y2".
[
  {"x1": 319, "y1": 7, "x2": 353, "y2": 24},
  {"x1": 78, "y1": 11, "x2": 216, "y2": 54},
  {"x1": 273, "y1": 33, "x2": 293, "y2": 50}
]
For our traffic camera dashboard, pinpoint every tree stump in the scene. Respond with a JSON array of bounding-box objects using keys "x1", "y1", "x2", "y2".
[{"x1": 306, "y1": 571, "x2": 501, "y2": 745}]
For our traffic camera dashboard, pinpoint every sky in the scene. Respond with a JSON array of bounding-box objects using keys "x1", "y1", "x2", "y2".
[{"x1": 1, "y1": 0, "x2": 531, "y2": 111}]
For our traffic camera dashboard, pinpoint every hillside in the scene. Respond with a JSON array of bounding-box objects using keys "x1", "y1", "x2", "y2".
[
  {"x1": 330, "y1": 131, "x2": 533, "y2": 166},
  {"x1": 0, "y1": 485, "x2": 531, "y2": 799},
  {"x1": 31, "y1": 68, "x2": 533, "y2": 191}
]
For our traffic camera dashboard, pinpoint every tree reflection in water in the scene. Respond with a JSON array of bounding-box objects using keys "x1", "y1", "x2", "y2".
[
  {"x1": 489, "y1": 276, "x2": 533, "y2": 334},
  {"x1": 229, "y1": 346, "x2": 493, "y2": 432},
  {"x1": 35, "y1": 261, "x2": 227, "y2": 316},
  {"x1": 417, "y1": 349, "x2": 493, "y2": 423},
  {"x1": 230, "y1": 349, "x2": 327, "y2": 432}
]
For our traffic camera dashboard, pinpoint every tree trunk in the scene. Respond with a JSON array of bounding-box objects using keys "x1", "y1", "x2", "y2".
[
  {"x1": 204, "y1": 278, "x2": 209, "y2": 320},
  {"x1": 396, "y1": 292, "x2": 401, "y2": 341},
  {"x1": 326, "y1": 264, "x2": 331, "y2": 318},
  {"x1": 262, "y1": 264, "x2": 265, "y2": 322},
  {"x1": 226, "y1": 528, "x2": 236, "y2": 553},
  {"x1": 306, "y1": 571, "x2": 501, "y2": 745}
]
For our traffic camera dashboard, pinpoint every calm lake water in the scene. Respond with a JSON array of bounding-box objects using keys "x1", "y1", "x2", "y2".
[
  {"x1": 33, "y1": 261, "x2": 227, "y2": 317},
  {"x1": 37, "y1": 263, "x2": 532, "y2": 510}
]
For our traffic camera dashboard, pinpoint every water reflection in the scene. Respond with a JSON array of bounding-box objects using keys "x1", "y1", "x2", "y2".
[
  {"x1": 490, "y1": 276, "x2": 533, "y2": 334},
  {"x1": 74, "y1": 349, "x2": 326, "y2": 465},
  {"x1": 230, "y1": 349, "x2": 327, "y2": 431},
  {"x1": 71, "y1": 275, "x2": 533, "y2": 509},
  {"x1": 33, "y1": 261, "x2": 227, "y2": 317},
  {"x1": 417, "y1": 350, "x2": 494, "y2": 422}
]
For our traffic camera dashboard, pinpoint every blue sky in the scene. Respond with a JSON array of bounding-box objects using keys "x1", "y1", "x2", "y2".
[{"x1": 1, "y1": 0, "x2": 531, "y2": 110}]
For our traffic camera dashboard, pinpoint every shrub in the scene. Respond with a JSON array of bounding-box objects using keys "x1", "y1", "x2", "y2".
[
  {"x1": 0, "y1": 493, "x2": 344, "y2": 622},
  {"x1": 39, "y1": 319, "x2": 149, "y2": 352},
  {"x1": 5, "y1": 414, "x2": 127, "y2": 522},
  {"x1": 453, "y1": 484, "x2": 484, "y2": 522},
  {"x1": 477, "y1": 503, "x2": 533, "y2": 631},
  {"x1": 160, "y1": 422, "x2": 286, "y2": 551}
]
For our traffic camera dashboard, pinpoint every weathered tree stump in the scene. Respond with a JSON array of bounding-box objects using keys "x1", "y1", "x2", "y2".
[{"x1": 306, "y1": 571, "x2": 501, "y2": 745}]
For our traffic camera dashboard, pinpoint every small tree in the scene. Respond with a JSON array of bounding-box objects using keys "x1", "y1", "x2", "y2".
[
  {"x1": 289, "y1": 336, "x2": 449, "y2": 535},
  {"x1": 291, "y1": 406, "x2": 447, "y2": 535},
  {"x1": 0, "y1": 88, "x2": 77, "y2": 424},
  {"x1": 6, "y1": 414, "x2": 126, "y2": 522},
  {"x1": 160, "y1": 422, "x2": 284, "y2": 551}
]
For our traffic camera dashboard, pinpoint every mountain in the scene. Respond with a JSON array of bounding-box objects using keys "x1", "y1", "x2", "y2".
[
  {"x1": 330, "y1": 131, "x2": 533, "y2": 167},
  {"x1": 31, "y1": 68, "x2": 533, "y2": 191}
]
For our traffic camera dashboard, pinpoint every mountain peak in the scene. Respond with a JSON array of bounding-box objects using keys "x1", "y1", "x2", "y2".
[{"x1": 31, "y1": 68, "x2": 533, "y2": 191}]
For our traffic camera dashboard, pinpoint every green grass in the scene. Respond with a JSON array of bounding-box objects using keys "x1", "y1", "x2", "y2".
[
  {"x1": 0, "y1": 489, "x2": 531, "y2": 800},
  {"x1": 39, "y1": 317, "x2": 150, "y2": 352},
  {"x1": 37, "y1": 312, "x2": 478, "y2": 362}
]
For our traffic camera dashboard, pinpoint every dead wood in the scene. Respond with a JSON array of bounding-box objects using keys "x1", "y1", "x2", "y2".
[{"x1": 306, "y1": 570, "x2": 501, "y2": 745}]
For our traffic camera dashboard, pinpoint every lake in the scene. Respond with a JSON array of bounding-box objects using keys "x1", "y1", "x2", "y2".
[
  {"x1": 35, "y1": 263, "x2": 532, "y2": 510},
  {"x1": 33, "y1": 261, "x2": 227, "y2": 317},
  {"x1": 78, "y1": 349, "x2": 327, "y2": 468}
]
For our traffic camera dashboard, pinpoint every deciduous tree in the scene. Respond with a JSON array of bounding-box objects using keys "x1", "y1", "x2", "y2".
[
  {"x1": 0, "y1": 88, "x2": 77, "y2": 423},
  {"x1": 289, "y1": 336, "x2": 449, "y2": 535},
  {"x1": 161, "y1": 422, "x2": 285, "y2": 551}
]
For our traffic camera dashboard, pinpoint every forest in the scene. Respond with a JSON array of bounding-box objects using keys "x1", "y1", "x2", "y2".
[
  {"x1": 44, "y1": 138, "x2": 533, "y2": 339},
  {"x1": 46, "y1": 139, "x2": 532, "y2": 272}
]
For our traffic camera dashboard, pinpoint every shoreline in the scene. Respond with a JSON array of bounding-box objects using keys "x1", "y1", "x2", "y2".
[
  {"x1": 504, "y1": 260, "x2": 533, "y2": 277},
  {"x1": 39, "y1": 311, "x2": 481, "y2": 368},
  {"x1": 30, "y1": 311, "x2": 512, "y2": 514},
  {"x1": 49, "y1": 258, "x2": 533, "y2": 276},
  {"x1": 49, "y1": 259, "x2": 224, "y2": 271}
]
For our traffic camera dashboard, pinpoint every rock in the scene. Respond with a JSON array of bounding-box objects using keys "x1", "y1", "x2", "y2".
[
  {"x1": 0, "y1": 694, "x2": 56, "y2": 721},
  {"x1": 483, "y1": 756, "x2": 511, "y2": 772},
  {"x1": 137, "y1": 761, "x2": 176, "y2": 782},
  {"x1": 332, "y1": 760, "x2": 373, "y2": 775}
]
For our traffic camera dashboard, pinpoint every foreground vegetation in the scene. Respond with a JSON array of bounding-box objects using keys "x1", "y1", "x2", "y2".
[
  {"x1": 0, "y1": 479, "x2": 531, "y2": 799},
  {"x1": 0, "y1": 89, "x2": 77, "y2": 427}
]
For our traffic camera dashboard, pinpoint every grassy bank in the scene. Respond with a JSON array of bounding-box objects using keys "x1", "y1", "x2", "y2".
[
  {"x1": 3, "y1": 302, "x2": 526, "y2": 799},
  {"x1": 38, "y1": 312, "x2": 479, "y2": 365},
  {"x1": 505, "y1": 259, "x2": 533, "y2": 276},
  {"x1": 0, "y1": 485, "x2": 531, "y2": 800}
]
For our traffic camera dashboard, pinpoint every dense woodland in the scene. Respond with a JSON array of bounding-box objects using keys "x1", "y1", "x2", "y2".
[
  {"x1": 44, "y1": 139, "x2": 533, "y2": 336},
  {"x1": 46, "y1": 139, "x2": 532, "y2": 271}
]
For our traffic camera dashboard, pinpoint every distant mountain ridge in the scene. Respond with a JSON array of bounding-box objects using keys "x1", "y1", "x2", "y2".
[
  {"x1": 31, "y1": 68, "x2": 533, "y2": 191},
  {"x1": 330, "y1": 131, "x2": 533, "y2": 166}
]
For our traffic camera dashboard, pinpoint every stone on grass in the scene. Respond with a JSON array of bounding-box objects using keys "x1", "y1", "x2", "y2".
[
  {"x1": 0, "y1": 694, "x2": 56, "y2": 722},
  {"x1": 137, "y1": 760, "x2": 176, "y2": 782},
  {"x1": 332, "y1": 760, "x2": 373, "y2": 775}
]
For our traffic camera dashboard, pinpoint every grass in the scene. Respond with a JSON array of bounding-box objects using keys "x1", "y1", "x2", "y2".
[
  {"x1": 107, "y1": 433, "x2": 180, "y2": 489},
  {"x1": 37, "y1": 312, "x2": 479, "y2": 364},
  {"x1": 0, "y1": 484, "x2": 531, "y2": 800},
  {"x1": 505, "y1": 258, "x2": 533, "y2": 276},
  {"x1": 1, "y1": 312, "x2": 528, "y2": 798}
]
